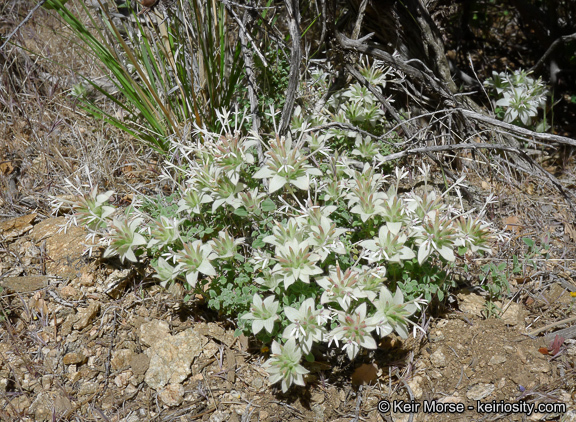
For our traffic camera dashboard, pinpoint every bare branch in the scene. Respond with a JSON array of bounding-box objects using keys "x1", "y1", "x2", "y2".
[
  {"x1": 459, "y1": 109, "x2": 576, "y2": 148},
  {"x1": 278, "y1": 0, "x2": 301, "y2": 137},
  {"x1": 530, "y1": 32, "x2": 576, "y2": 73}
]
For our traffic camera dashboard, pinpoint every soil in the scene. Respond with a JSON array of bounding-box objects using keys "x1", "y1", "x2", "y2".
[
  {"x1": 2, "y1": 175, "x2": 576, "y2": 422},
  {"x1": 2, "y1": 1, "x2": 576, "y2": 421}
]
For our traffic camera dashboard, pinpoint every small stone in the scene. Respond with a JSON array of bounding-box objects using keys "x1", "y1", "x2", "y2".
[
  {"x1": 144, "y1": 328, "x2": 208, "y2": 390},
  {"x1": 0, "y1": 213, "x2": 36, "y2": 241},
  {"x1": 429, "y1": 330, "x2": 445, "y2": 342},
  {"x1": 78, "y1": 271, "x2": 95, "y2": 287},
  {"x1": 456, "y1": 291, "x2": 485, "y2": 317},
  {"x1": 488, "y1": 354, "x2": 507, "y2": 365},
  {"x1": 530, "y1": 361, "x2": 551, "y2": 373},
  {"x1": 439, "y1": 394, "x2": 462, "y2": 404},
  {"x1": 29, "y1": 392, "x2": 52, "y2": 421},
  {"x1": 1, "y1": 275, "x2": 48, "y2": 293},
  {"x1": 103, "y1": 269, "x2": 131, "y2": 299},
  {"x1": 209, "y1": 410, "x2": 231, "y2": 422},
  {"x1": 159, "y1": 383, "x2": 184, "y2": 407},
  {"x1": 311, "y1": 390, "x2": 325, "y2": 404},
  {"x1": 60, "y1": 285, "x2": 79, "y2": 299},
  {"x1": 466, "y1": 383, "x2": 495, "y2": 400},
  {"x1": 114, "y1": 371, "x2": 133, "y2": 389},
  {"x1": 251, "y1": 377, "x2": 264, "y2": 389},
  {"x1": 140, "y1": 320, "x2": 170, "y2": 347},
  {"x1": 407, "y1": 376, "x2": 424, "y2": 399},
  {"x1": 74, "y1": 302, "x2": 100, "y2": 330},
  {"x1": 63, "y1": 352, "x2": 86, "y2": 365},
  {"x1": 78, "y1": 381, "x2": 100, "y2": 396},
  {"x1": 496, "y1": 301, "x2": 525, "y2": 327},
  {"x1": 430, "y1": 349, "x2": 447, "y2": 367},
  {"x1": 130, "y1": 353, "x2": 150, "y2": 376},
  {"x1": 112, "y1": 349, "x2": 134, "y2": 371},
  {"x1": 41, "y1": 375, "x2": 52, "y2": 389}
]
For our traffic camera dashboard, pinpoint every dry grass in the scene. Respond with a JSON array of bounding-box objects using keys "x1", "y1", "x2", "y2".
[{"x1": 0, "y1": 0, "x2": 160, "y2": 219}]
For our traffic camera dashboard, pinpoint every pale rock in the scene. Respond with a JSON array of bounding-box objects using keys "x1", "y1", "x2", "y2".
[
  {"x1": 488, "y1": 354, "x2": 507, "y2": 365},
  {"x1": 530, "y1": 360, "x2": 551, "y2": 373},
  {"x1": 78, "y1": 381, "x2": 99, "y2": 396},
  {"x1": 144, "y1": 326, "x2": 208, "y2": 389},
  {"x1": 495, "y1": 301, "x2": 525, "y2": 327},
  {"x1": 195, "y1": 322, "x2": 235, "y2": 347},
  {"x1": 159, "y1": 383, "x2": 184, "y2": 407},
  {"x1": 202, "y1": 340, "x2": 220, "y2": 358},
  {"x1": 430, "y1": 348, "x2": 447, "y2": 367},
  {"x1": 466, "y1": 383, "x2": 495, "y2": 400},
  {"x1": 210, "y1": 410, "x2": 231, "y2": 422},
  {"x1": 30, "y1": 391, "x2": 72, "y2": 421},
  {"x1": 456, "y1": 291, "x2": 485, "y2": 317},
  {"x1": 59, "y1": 285, "x2": 79, "y2": 299},
  {"x1": 112, "y1": 349, "x2": 134, "y2": 371},
  {"x1": 407, "y1": 375, "x2": 424, "y2": 399},
  {"x1": 74, "y1": 302, "x2": 100, "y2": 330},
  {"x1": 63, "y1": 352, "x2": 86, "y2": 365},
  {"x1": 114, "y1": 370, "x2": 133, "y2": 388},
  {"x1": 140, "y1": 320, "x2": 170, "y2": 347},
  {"x1": 311, "y1": 390, "x2": 325, "y2": 404},
  {"x1": 439, "y1": 394, "x2": 461, "y2": 403}
]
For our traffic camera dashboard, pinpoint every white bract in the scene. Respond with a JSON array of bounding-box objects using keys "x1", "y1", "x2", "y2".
[
  {"x1": 173, "y1": 240, "x2": 216, "y2": 288},
  {"x1": 360, "y1": 224, "x2": 415, "y2": 263},
  {"x1": 282, "y1": 298, "x2": 329, "y2": 355},
  {"x1": 329, "y1": 303, "x2": 378, "y2": 360},
  {"x1": 253, "y1": 136, "x2": 323, "y2": 193},
  {"x1": 372, "y1": 286, "x2": 423, "y2": 339},
  {"x1": 241, "y1": 294, "x2": 280, "y2": 335},
  {"x1": 263, "y1": 338, "x2": 309, "y2": 392},
  {"x1": 272, "y1": 240, "x2": 323, "y2": 288},
  {"x1": 316, "y1": 265, "x2": 366, "y2": 311},
  {"x1": 103, "y1": 217, "x2": 147, "y2": 263}
]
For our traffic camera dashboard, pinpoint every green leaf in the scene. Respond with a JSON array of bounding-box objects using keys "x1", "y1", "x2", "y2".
[
  {"x1": 522, "y1": 237, "x2": 535, "y2": 247},
  {"x1": 252, "y1": 237, "x2": 266, "y2": 249},
  {"x1": 233, "y1": 207, "x2": 249, "y2": 217},
  {"x1": 261, "y1": 198, "x2": 277, "y2": 212}
]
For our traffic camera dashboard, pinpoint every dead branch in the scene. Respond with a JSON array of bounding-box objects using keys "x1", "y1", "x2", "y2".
[
  {"x1": 278, "y1": 0, "x2": 301, "y2": 137},
  {"x1": 459, "y1": 109, "x2": 576, "y2": 148}
]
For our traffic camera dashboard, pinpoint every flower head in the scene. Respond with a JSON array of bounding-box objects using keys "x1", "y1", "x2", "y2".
[
  {"x1": 329, "y1": 303, "x2": 378, "y2": 359},
  {"x1": 241, "y1": 294, "x2": 280, "y2": 335},
  {"x1": 282, "y1": 298, "x2": 329, "y2": 354},
  {"x1": 263, "y1": 338, "x2": 309, "y2": 392},
  {"x1": 372, "y1": 286, "x2": 424, "y2": 338}
]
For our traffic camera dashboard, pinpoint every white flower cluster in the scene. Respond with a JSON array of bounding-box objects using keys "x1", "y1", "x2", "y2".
[{"x1": 56, "y1": 62, "x2": 493, "y2": 393}]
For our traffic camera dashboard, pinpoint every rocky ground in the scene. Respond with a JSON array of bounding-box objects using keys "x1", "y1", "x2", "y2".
[{"x1": 1, "y1": 182, "x2": 576, "y2": 421}]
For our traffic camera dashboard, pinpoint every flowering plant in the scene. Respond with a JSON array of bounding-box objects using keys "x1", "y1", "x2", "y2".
[{"x1": 56, "y1": 62, "x2": 494, "y2": 393}]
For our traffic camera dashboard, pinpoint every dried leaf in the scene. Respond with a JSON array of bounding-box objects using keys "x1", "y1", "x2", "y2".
[
  {"x1": 549, "y1": 334, "x2": 565, "y2": 356},
  {"x1": 351, "y1": 363, "x2": 378, "y2": 386},
  {"x1": 503, "y1": 215, "x2": 522, "y2": 233}
]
